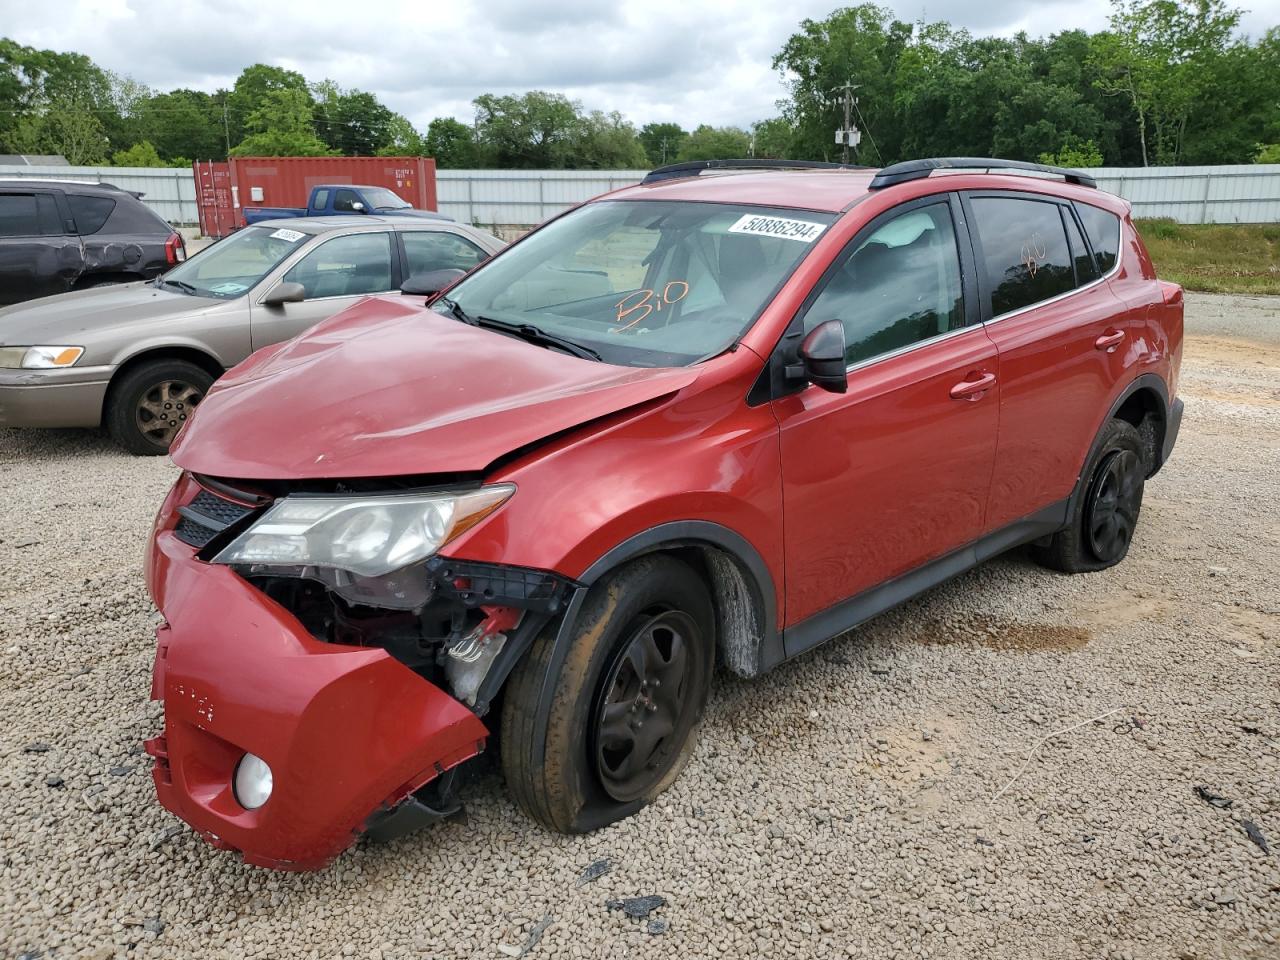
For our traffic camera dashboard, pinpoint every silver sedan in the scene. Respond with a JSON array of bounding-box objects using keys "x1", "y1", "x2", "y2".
[{"x1": 0, "y1": 216, "x2": 503, "y2": 453}]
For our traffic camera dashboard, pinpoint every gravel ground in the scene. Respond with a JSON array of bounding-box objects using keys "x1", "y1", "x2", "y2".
[{"x1": 1, "y1": 293, "x2": 1277, "y2": 960}]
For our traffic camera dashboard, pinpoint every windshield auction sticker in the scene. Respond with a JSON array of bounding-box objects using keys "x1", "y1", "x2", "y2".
[
  {"x1": 269, "y1": 228, "x2": 306, "y2": 243},
  {"x1": 728, "y1": 214, "x2": 825, "y2": 243}
]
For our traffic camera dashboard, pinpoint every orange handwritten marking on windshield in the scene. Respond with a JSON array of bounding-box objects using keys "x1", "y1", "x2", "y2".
[{"x1": 613, "y1": 281, "x2": 690, "y2": 332}]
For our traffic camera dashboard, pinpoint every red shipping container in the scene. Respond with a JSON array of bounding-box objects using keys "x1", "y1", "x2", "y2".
[{"x1": 194, "y1": 156, "x2": 439, "y2": 238}]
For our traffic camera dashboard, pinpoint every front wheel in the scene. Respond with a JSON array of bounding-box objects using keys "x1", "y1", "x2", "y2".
[
  {"x1": 501, "y1": 555, "x2": 714, "y2": 833},
  {"x1": 1032, "y1": 418, "x2": 1146, "y2": 573},
  {"x1": 106, "y1": 359, "x2": 214, "y2": 455}
]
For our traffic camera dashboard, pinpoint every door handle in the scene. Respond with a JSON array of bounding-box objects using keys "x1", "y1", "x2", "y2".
[
  {"x1": 950, "y1": 371, "x2": 997, "y2": 400},
  {"x1": 1095, "y1": 330, "x2": 1126, "y2": 352}
]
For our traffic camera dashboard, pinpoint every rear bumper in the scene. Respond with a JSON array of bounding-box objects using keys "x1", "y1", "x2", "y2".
[
  {"x1": 0, "y1": 371, "x2": 110, "y2": 428},
  {"x1": 144, "y1": 516, "x2": 488, "y2": 871}
]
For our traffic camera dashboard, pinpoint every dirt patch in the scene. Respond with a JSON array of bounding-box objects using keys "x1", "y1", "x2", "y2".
[{"x1": 919, "y1": 615, "x2": 1092, "y2": 652}]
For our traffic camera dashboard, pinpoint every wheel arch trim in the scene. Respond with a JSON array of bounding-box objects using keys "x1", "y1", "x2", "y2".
[{"x1": 528, "y1": 521, "x2": 780, "y2": 767}]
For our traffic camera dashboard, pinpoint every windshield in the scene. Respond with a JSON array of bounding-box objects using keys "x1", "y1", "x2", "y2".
[
  {"x1": 362, "y1": 187, "x2": 410, "y2": 210},
  {"x1": 160, "y1": 226, "x2": 310, "y2": 299},
  {"x1": 435, "y1": 200, "x2": 835, "y2": 366}
]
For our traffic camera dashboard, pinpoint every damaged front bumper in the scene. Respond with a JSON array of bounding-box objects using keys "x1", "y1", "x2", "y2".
[{"x1": 144, "y1": 525, "x2": 489, "y2": 871}]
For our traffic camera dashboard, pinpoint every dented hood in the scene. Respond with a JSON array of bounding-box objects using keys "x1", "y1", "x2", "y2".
[{"x1": 170, "y1": 296, "x2": 698, "y2": 479}]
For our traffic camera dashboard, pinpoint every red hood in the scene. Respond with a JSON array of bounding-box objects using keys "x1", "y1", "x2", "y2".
[{"x1": 170, "y1": 296, "x2": 698, "y2": 479}]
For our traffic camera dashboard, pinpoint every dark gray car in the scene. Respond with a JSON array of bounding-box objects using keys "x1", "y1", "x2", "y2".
[
  {"x1": 0, "y1": 216, "x2": 504, "y2": 454},
  {"x1": 0, "y1": 179, "x2": 186, "y2": 304}
]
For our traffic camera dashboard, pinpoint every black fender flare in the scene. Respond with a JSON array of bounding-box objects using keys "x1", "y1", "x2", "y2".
[
  {"x1": 525, "y1": 521, "x2": 779, "y2": 766},
  {"x1": 1066, "y1": 372, "x2": 1174, "y2": 521}
]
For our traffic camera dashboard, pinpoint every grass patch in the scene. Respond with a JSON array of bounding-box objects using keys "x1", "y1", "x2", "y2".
[{"x1": 1136, "y1": 219, "x2": 1280, "y2": 295}]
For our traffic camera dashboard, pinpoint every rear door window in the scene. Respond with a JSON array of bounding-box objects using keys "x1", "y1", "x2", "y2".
[
  {"x1": 67, "y1": 194, "x2": 117, "y2": 235},
  {"x1": 1075, "y1": 202, "x2": 1122, "y2": 274},
  {"x1": 1063, "y1": 209, "x2": 1099, "y2": 284},
  {"x1": 402, "y1": 231, "x2": 487, "y2": 275},
  {"x1": 970, "y1": 197, "x2": 1075, "y2": 316},
  {"x1": 0, "y1": 194, "x2": 42, "y2": 236}
]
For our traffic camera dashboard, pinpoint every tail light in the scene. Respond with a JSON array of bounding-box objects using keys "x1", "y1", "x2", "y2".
[{"x1": 165, "y1": 233, "x2": 187, "y2": 265}]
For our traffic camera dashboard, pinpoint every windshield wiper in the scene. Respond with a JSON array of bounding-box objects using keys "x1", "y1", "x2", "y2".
[
  {"x1": 478, "y1": 316, "x2": 602, "y2": 361},
  {"x1": 438, "y1": 298, "x2": 601, "y2": 361},
  {"x1": 158, "y1": 278, "x2": 198, "y2": 296}
]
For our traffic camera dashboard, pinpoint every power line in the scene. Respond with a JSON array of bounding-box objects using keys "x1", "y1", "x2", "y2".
[{"x1": 852, "y1": 97, "x2": 883, "y2": 165}]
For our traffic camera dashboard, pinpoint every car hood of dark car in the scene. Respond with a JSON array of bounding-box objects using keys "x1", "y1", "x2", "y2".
[
  {"x1": 0, "y1": 282, "x2": 223, "y2": 346},
  {"x1": 170, "y1": 295, "x2": 698, "y2": 480}
]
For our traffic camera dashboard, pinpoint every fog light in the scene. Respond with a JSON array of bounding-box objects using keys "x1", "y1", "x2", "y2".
[{"x1": 233, "y1": 753, "x2": 273, "y2": 809}]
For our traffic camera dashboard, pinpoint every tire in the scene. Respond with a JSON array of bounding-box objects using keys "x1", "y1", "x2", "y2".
[
  {"x1": 501, "y1": 555, "x2": 715, "y2": 833},
  {"x1": 1031, "y1": 418, "x2": 1146, "y2": 573},
  {"x1": 106, "y1": 359, "x2": 214, "y2": 456}
]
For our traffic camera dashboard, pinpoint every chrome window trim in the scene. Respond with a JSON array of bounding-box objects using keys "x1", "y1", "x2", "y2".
[
  {"x1": 983, "y1": 256, "x2": 1121, "y2": 326},
  {"x1": 843, "y1": 322, "x2": 978, "y2": 374}
]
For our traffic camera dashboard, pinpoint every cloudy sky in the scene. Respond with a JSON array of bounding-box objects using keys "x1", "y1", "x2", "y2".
[{"x1": 4, "y1": 0, "x2": 1278, "y2": 130}]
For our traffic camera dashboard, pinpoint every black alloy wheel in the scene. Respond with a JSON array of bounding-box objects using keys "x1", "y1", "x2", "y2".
[
  {"x1": 593, "y1": 608, "x2": 700, "y2": 803},
  {"x1": 1084, "y1": 448, "x2": 1143, "y2": 563}
]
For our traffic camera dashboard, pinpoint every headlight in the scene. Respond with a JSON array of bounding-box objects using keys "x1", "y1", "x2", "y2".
[
  {"x1": 0, "y1": 346, "x2": 85, "y2": 369},
  {"x1": 233, "y1": 753, "x2": 273, "y2": 809},
  {"x1": 212, "y1": 484, "x2": 515, "y2": 577}
]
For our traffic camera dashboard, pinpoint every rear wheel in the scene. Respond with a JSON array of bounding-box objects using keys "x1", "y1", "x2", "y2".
[
  {"x1": 1032, "y1": 418, "x2": 1146, "y2": 573},
  {"x1": 501, "y1": 555, "x2": 714, "y2": 833},
  {"x1": 106, "y1": 359, "x2": 213, "y2": 456}
]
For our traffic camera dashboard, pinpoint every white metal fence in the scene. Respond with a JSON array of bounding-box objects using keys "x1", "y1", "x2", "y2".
[
  {"x1": 1091, "y1": 165, "x2": 1280, "y2": 224},
  {"x1": 0, "y1": 164, "x2": 198, "y2": 223},
  {"x1": 3, "y1": 163, "x2": 1278, "y2": 229}
]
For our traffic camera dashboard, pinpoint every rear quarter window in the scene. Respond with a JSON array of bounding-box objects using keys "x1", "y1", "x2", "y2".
[
  {"x1": 1075, "y1": 202, "x2": 1122, "y2": 274},
  {"x1": 67, "y1": 194, "x2": 116, "y2": 235},
  {"x1": 101, "y1": 194, "x2": 173, "y2": 236}
]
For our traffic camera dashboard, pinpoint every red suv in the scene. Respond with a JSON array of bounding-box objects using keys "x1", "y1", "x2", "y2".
[{"x1": 144, "y1": 157, "x2": 1183, "y2": 870}]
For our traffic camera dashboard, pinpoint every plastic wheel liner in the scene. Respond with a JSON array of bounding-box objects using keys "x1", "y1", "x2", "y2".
[{"x1": 144, "y1": 527, "x2": 488, "y2": 871}]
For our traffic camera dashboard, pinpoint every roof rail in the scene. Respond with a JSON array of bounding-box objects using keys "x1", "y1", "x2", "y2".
[
  {"x1": 642, "y1": 158, "x2": 870, "y2": 184},
  {"x1": 867, "y1": 157, "x2": 1097, "y2": 190}
]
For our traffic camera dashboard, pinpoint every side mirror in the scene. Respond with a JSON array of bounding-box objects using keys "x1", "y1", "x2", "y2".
[
  {"x1": 350, "y1": 201, "x2": 366, "y2": 213},
  {"x1": 401, "y1": 268, "x2": 465, "y2": 297},
  {"x1": 261, "y1": 281, "x2": 306, "y2": 307},
  {"x1": 787, "y1": 319, "x2": 848, "y2": 393}
]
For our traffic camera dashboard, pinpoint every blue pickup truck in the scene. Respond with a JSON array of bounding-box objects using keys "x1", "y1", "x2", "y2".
[{"x1": 242, "y1": 184, "x2": 451, "y2": 225}]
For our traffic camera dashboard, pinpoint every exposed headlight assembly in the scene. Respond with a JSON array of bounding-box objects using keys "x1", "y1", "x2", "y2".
[
  {"x1": 0, "y1": 345, "x2": 84, "y2": 369},
  {"x1": 212, "y1": 484, "x2": 514, "y2": 578}
]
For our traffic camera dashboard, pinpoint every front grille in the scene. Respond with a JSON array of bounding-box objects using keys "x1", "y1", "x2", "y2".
[{"x1": 174, "y1": 488, "x2": 257, "y2": 548}]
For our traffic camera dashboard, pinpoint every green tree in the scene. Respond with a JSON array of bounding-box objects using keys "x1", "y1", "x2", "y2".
[
  {"x1": 134, "y1": 89, "x2": 226, "y2": 161},
  {"x1": 111, "y1": 139, "x2": 165, "y2": 166},
  {"x1": 423, "y1": 117, "x2": 477, "y2": 166},
  {"x1": 472, "y1": 91, "x2": 582, "y2": 167},
  {"x1": 1090, "y1": 0, "x2": 1240, "y2": 165},
  {"x1": 1039, "y1": 137, "x2": 1106, "y2": 167},
  {"x1": 751, "y1": 118, "x2": 795, "y2": 158},
  {"x1": 576, "y1": 111, "x2": 648, "y2": 168},
  {"x1": 0, "y1": 39, "x2": 116, "y2": 161},
  {"x1": 225, "y1": 63, "x2": 311, "y2": 147},
  {"x1": 676, "y1": 125, "x2": 751, "y2": 161},
  {"x1": 1256, "y1": 143, "x2": 1280, "y2": 163},
  {"x1": 638, "y1": 122, "x2": 686, "y2": 165},
  {"x1": 231, "y1": 87, "x2": 331, "y2": 156},
  {"x1": 313, "y1": 80, "x2": 395, "y2": 155},
  {"x1": 375, "y1": 114, "x2": 425, "y2": 156}
]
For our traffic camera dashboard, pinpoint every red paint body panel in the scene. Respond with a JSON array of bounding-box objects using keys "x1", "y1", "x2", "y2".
[
  {"x1": 170, "y1": 296, "x2": 697, "y2": 480},
  {"x1": 772, "y1": 327, "x2": 999, "y2": 623},
  {"x1": 145, "y1": 477, "x2": 487, "y2": 870},
  {"x1": 446, "y1": 345, "x2": 787, "y2": 615}
]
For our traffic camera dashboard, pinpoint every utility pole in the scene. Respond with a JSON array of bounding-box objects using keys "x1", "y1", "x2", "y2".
[
  {"x1": 222, "y1": 96, "x2": 231, "y2": 156},
  {"x1": 831, "y1": 81, "x2": 861, "y2": 163}
]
